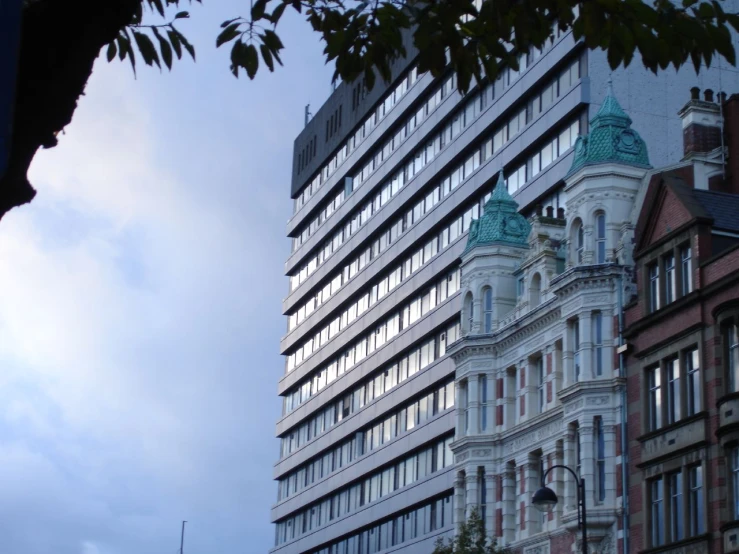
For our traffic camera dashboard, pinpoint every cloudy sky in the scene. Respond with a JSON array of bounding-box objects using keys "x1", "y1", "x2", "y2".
[{"x1": 0, "y1": 4, "x2": 333, "y2": 554}]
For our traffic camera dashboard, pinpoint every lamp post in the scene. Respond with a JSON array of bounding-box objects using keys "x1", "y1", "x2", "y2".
[{"x1": 531, "y1": 464, "x2": 587, "y2": 554}]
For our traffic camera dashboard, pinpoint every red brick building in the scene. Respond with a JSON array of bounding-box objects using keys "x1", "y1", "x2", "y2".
[{"x1": 625, "y1": 91, "x2": 739, "y2": 553}]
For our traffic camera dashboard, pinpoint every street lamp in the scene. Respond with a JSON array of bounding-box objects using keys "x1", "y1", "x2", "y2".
[{"x1": 532, "y1": 464, "x2": 588, "y2": 554}]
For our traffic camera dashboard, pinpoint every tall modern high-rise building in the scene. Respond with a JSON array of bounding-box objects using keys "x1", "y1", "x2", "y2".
[{"x1": 271, "y1": 18, "x2": 739, "y2": 554}]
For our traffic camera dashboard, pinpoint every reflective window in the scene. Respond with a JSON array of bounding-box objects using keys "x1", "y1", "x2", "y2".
[{"x1": 596, "y1": 212, "x2": 606, "y2": 263}]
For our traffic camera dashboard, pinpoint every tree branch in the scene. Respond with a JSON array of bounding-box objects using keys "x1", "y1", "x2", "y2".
[{"x1": 0, "y1": 0, "x2": 140, "y2": 221}]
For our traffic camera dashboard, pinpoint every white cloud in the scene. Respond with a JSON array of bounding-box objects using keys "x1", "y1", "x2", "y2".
[
  {"x1": 81, "y1": 541, "x2": 101, "y2": 554},
  {"x1": 0, "y1": 4, "x2": 335, "y2": 551}
]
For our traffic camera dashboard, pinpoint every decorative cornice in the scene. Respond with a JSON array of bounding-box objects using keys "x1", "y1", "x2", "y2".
[{"x1": 557, "y1": 377, "x2": 626, "y2": 405}]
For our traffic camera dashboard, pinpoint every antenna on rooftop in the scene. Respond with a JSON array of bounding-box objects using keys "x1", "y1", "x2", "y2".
[
  {"x1": 179, "y1": 521, "x2": 187, "y2": 554},
  {"x1": 304, "y1": 104, "x2": 312, "y2": 127}
]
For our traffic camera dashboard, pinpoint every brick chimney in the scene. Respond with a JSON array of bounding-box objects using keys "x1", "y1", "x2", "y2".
[
  {"x1": 721, "y1": 93, "x2": 739, "y2": 194},
  {"x1": 678, "y1": 87, "x2": 723, "y2": 159}
]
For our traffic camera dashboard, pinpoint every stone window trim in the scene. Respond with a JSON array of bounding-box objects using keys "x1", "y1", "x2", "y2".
[
  {"x1": 716, "y1": 306, "x2": 739, "y2": 400},
  {"x1": 717, "y1": 396, "x2": 739, "y2": 453},
  {"x1": 722, "y1": 441, "x2": 739, "y2": 521},
  {"x1": 642, "y1": 456, "x2": 707, "y2": 550},
  {"x1": 719, "y1": 519, "x2": 739, "y2": 536},
  {"x1": 720, "y1": 520, "x2": 739, "y2": 554},
  {"x1": 635, "y1": 410, "x2": 708, "y2": 450},
  {"x1": 595, "y1": 210, "x2": 607, "y2": 264},
  {"x1": 637, "y1": 332, "x2": 704, "y2": 435},
  {"x1": 634, "y1": 225, "x2": 693, "y2": 264},
  {"x1": 571, "y1": 217, "x2": 585, "y2": 265},
  {"x1": 637, "y1": 534, "x2": 710, "y2": 554},
  {"x1": 637, "y1": 230, "x2": 695, "y2": 314}
]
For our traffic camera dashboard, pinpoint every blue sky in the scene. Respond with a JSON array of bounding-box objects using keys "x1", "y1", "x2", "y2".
[{"x1": 0, "y1": 3, "x2": 333, "y2": 553}]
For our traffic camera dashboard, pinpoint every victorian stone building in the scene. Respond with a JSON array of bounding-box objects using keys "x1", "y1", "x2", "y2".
[
  {"x1": 448, "y1": 89, "x2": 651, "y2": 554},
  {"x1": 624, "y1": 91, "x2": 739, "y2": 554}
]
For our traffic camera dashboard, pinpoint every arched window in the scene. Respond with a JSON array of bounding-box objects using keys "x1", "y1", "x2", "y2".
[
  {"x1": 577, "y1": 224, "x2": 585, "y2": 264},
  {"x1": 530, "y1": 273, "x2": 541, "y2": 307},
  {"x1": 595, "y1": 212, "x2": 606, "y2": 263},
  {"x1": 483, "y1": 287, "x2": 493, "y2": 332},
  {"x1": 465, "y1": 292, "x2": 474, "y2": 333}
]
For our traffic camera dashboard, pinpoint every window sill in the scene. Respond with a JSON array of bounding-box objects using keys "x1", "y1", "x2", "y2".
[
  {"x1": 625, "y1": 289, "x2": 700, "y2": 336},
  {"x1": 720, "y1": 519, "x2": 739, "y2": 533},
  {"x1": 635, "y1": 411, "x2": 709, "y2": 467},
  {"x1": 636, "y1": 410, "x2": 708, "y2": 444},
  {"x1": 717, "y1": 391, "x2": 739, "y2": 409},
  {"x1": 717, "y1": 393, "x2": 739, "y2": 439},
  {"x1": 639, "y1": 533, "x2": 709, "y2": 554}
]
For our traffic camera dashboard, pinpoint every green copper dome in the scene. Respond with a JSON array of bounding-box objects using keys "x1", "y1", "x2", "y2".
[
  {"x1": 465, "y1": 171, "x2": 531, "y2": 253},
  {"x1": 567, "y1": 82, "x2": 651, "y2": 176}
]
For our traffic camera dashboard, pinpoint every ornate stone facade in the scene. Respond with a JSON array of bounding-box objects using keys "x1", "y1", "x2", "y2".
[{"x1": 448, "y1": 90, "x2": 648, "y2": 554}]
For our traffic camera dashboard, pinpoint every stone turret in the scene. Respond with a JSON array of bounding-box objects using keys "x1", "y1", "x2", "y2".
[
  {"x1": 460, "y1": 171, "x2": 530, "y2": 335},
  {"x1": 568, "y1": 81, "x2": 650, "y2": 177},
  {"x1": 565, "y1": 83, "x2": 651, "y2": 268},
  {"x1": 465, "y1": 171, "x2": 531, "y2": 252}
]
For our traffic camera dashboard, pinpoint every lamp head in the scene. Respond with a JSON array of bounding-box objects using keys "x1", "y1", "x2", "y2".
[{"x1": 532, "y1": 486, "x2": 558, "y2": 513}]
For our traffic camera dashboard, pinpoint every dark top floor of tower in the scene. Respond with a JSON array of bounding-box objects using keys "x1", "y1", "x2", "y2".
[{"x1": 290, "y1": 32, "x2": 418, "y2": 198}]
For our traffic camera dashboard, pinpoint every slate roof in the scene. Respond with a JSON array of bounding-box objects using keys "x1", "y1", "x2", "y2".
[
  {"x1": 465, "y1": 171, "x2": 531, "y2": 252},
  {"x1": 693, "y1": 189, "x2": 739, "y2": 233},
  {"x1": 567, "y1": 84, "x2": 651, "y2": 176},
  {"x1": 636, "y1": 170, "x2": 739, "y2": 253}
]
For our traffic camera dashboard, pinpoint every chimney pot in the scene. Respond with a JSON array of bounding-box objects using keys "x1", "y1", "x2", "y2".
[
  {"x1": 719, "y1": 92, "x2": 728, "y2": 104},
  {"x1": 691, "y1": 87, "x2": 700, "y2": 100},
  {"x1": 704, "y1": 88, "x2": 714, "y2": 102},
  {"x1": 546, "y1": 206, "x2": 554, "y2": 218},
  {"x1": 536, "y1": 204, "x2": 543, "y2": 217},
  {"x1": 557, "y1": 207, "x2": 565, "y2": 219}
]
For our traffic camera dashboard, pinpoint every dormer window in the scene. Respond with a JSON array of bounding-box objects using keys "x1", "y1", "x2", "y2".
[{"x1": 596, "y1": 212, "x2": 606, "y2": 263}]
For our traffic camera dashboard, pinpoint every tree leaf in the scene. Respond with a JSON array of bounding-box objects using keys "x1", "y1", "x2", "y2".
[
  {"x1": 245, "y1": 43, "x2": 259, "y2": 79},
  {"x1": 122, "y1": 29, "x2": 137, "y2": 76},
  {"x1": 251, "y1": 0, "x2": 267, "y2": 20},
  {"x1": 260, "y1": 43, "x2": 274, "y2": 72},
  {"x1": 167, "y1": 29, "x2": 183, "y2": 59},
  {"x1": 152, "y1": 27, "x2": 173, "y2": 70},
  {"x1": 116, "y1": 35, "x2": 127, "y2": 61},
  {"x1": 217, "y1": 23, "x2": 241, "y2": 48},
  {"x1": 174, "y1": 29, "x2": 196, "y2": 60},
  {"x1": 133, "y1": 30, "x2": 161, "y2": 68},
  {"x1": 269, "y1": 2, "x2": 287, "y2": 24},
  {"x1": 221, "y1": 17, "x2": 240, "y2": 29},
  {"x1": 149, "y1": 0, "x2": 165, "y2": 17},
  {"x1": 230, "y1": 40, "x2": 246, "y2": 77},
  {"x1": 106, "y1": 41, "x2": 117, "y2": 63}
]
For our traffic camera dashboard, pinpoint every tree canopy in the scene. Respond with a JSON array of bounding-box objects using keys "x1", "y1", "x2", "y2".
[
  {"x1": 432, "y1": 508, "x2": 508, "y2": 554},
  {"x1": 4, "y1": 0, "x2": 739, "y2": 220}
]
